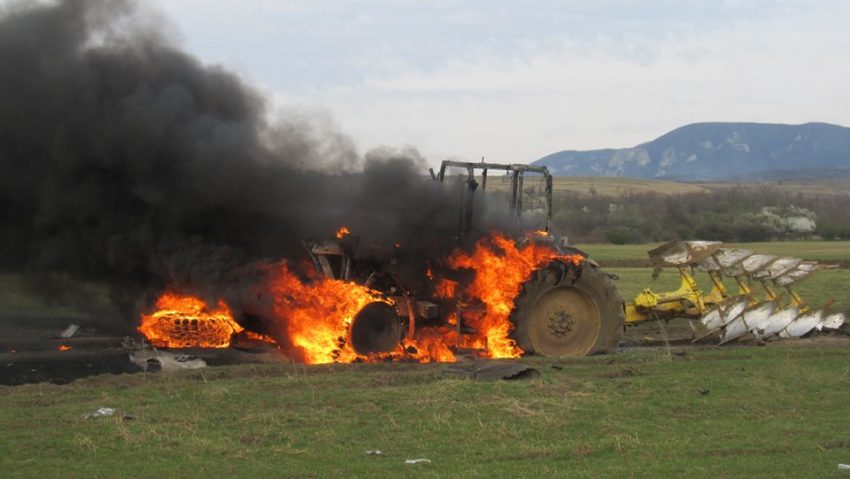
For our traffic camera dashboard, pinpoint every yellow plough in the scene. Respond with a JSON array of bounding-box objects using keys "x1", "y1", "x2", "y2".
[{"x1": 624, "y1": 241, "x2": 846, "y2": 343}]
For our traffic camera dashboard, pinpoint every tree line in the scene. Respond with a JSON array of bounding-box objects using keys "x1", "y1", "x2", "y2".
[{"x1": 551, "y1": 186, "x2": 850, "y2": 244}]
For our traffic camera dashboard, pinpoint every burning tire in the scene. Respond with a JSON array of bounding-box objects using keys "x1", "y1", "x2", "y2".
[
  {"x1": 349, "y1": 301, "x2": 402, "y2": 355},
  {"x1": 510, "y1": 263, "x2": 623, "y2": 356}
]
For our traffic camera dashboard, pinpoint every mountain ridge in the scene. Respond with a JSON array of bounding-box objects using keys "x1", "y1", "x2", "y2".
[{"x1": 533, "y1": 122, "x2": 850, "y2": 180}]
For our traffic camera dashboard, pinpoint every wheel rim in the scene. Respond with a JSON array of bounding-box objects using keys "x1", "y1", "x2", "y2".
[{"x1": 527, "y1": 286, "x2": 601, "y2": 356}]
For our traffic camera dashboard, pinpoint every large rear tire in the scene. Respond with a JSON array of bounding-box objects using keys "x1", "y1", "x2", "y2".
[{"x1": 510, "y1": 262, "x2": 624, "y2": 356}]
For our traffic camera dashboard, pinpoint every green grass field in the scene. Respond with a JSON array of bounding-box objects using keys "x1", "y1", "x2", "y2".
[
  {"x1": 576, "y1": 241, "x2": 850, "y2": 263},
  {"x1": 3, "y1": 241, "x2": 849, "y2": 478},
  {"x1": 3, "y1": 346, "x2": 850, "y2": 478}
]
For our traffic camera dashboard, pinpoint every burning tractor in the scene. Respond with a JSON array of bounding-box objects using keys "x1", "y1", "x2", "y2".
[
  {"x1": 297, "y1": 160, "x2": 625, "y2": 360},
  {"x1": 139, "y1": 160, "x2": 626, "y2": 362},
  {"x1": 138, "y1": 160, "x2": 846, "y2": 362}
]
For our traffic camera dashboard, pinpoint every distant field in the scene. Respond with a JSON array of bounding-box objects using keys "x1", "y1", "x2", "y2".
[
  {"x1": 454, "y1": 174, "x2": 850, "y2": 198},
  {"x1": 699, "y1": 179, "x2": 850, "y2": 197},
  {"x1": 576, "y1": 241, "x2": 850, "y2": 263},
  {"x1": 468, "y1": 174, "x2": 711, "y2": 197},
  {"x1": 551, "y1": 177, "x2": 711, "y2": 196}
]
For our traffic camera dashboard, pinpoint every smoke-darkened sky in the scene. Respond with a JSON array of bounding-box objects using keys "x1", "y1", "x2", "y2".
[{"x1": 0, "y1": 0, "x2": 511, "y2": 320}]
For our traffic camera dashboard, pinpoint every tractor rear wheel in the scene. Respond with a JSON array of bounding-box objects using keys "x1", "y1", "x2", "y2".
[{"x1": 510, "y1": 263, "x2": 623, "y2": 356}]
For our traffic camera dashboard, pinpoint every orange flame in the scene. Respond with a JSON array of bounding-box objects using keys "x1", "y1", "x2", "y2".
[
  {"x1": 138, "y1": 292, "x2": 243, "y2": 348},
  {"x1": 444, "y1": 233, "x2": 583, "y2": 358},
  {"x1": 266, "y1": 262, "x2": 391, "y2": 364},
  {"x1": 58, "y1": 344, "x2": 72, "y2": 352},
  {"x1": 335, "y1": 226, "x2": 351, "y2": 239},
  {"x1": 405, "y1": 328, "x2": 456, "y2": 363},
  {"x1": 137, "y1": 232, "x2": 581, "y2": 365},
  {"x1": 239, "y1": 330, "x2": 278, "y2": 345}
]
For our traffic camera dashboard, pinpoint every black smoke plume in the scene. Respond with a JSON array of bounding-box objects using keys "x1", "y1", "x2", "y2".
[{"x1": 0, "y1": 0, "x2": 519, "y2": 330}]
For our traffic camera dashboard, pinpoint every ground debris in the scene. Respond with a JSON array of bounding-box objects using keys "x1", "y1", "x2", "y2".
[
  {"x1": 129, "y1": 350, "x2": 206, "y2": 373},
  {"x1": 365, "y1": 450, "x2": 383, "y2": 456},
  {"x1": 404, "y1": 458, "x2": 432, "y2": 465},
  {"x1": 121, "y1": 336, "x2": 140, "y2": 350},
  {"x1": 84, "y1": 407, "x2": 115, "y2": 419},
  {"x1": 444, "y1": 360, "x2": 539, "y2": 381},
  {"x1": 59, "y1": 324, "x2": 80, "y2": 339}
]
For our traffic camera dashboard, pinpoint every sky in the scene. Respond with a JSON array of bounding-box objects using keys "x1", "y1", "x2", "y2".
[{"x1": 149, "y1": 0, "x2": 850, "y2": 167}]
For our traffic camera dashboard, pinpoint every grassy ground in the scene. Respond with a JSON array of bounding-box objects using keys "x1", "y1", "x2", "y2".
[{"x1": 3, "y1": 346, "x2": 850, "y2": 478}]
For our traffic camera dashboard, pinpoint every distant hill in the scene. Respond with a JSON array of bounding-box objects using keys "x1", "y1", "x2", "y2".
[{"x1": 533, "y1": 122, "x2": 850, "y2": 181}]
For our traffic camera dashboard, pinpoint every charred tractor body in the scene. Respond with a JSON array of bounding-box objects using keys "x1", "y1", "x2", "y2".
[{"x1": 304, "y1": 160, "x2": 625, "y2": 359}]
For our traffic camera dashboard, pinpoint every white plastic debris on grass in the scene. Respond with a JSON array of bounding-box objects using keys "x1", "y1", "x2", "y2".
[
  {"x1": 404, "y1": 459, "x2": 432, "y2": 465},
  {"x1": 129, "y1": 350, "x2": 206, "y2": 372},
  {"x1": 60, "y1": 324, "x2": 80, "y2": 339},
  {"x1": 84, "y1": 407, "x2": 115, "y2": 419},
  {"x1": 365, "y1": 450, "x2": 383, "y2": 456}
]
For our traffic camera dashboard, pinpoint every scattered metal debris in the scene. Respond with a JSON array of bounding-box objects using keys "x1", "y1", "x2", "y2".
[
  {"x1": 444, "y1": 360, "x2": 540, "y2": 381},
  {"x1": 59, "y1": 324, "x2": 80, "y2": 339},
  {"x1": 84, "y1": 407, "x2": 115, "y2": 419},
  {"x1": 129, "y1": 350, "x2": 206, "y2": 373},
  {"x1": 121, "y1": 336, "x2": 140, "y2": 350},
  {"x1": 404, "y1": 459, "x2": 432, "y2": 465}
]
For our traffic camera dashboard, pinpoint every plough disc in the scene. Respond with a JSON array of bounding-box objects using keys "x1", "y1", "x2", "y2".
[{"x1": 629, "y1": 241, "x2": 846, "y2": 345}]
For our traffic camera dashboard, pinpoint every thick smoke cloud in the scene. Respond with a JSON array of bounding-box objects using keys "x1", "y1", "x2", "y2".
[{"x1": 0, "y1": 0, "x2": 516, "y2": 328}]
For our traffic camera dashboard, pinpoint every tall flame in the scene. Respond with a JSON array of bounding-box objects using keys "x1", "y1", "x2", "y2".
[
  {"x1": 266, "y1": 262, "x2": 389, "y2": 364},
  {"x1": 443, "y1": 233, "x2": 583, "y2": 358}
]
